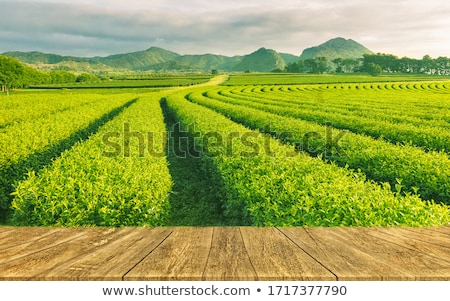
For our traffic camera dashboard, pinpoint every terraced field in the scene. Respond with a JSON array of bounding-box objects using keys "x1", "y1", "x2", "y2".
[{"x1": 1, "y1": 75, "x2": 449, "y2": 226}]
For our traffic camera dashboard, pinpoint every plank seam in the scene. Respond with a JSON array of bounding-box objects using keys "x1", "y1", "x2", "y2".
[
  {"x1": 201, "y1": 227, "x2": 215, "y2": 280},
  {"x1": 239, "y1": 227, "x2": 259, "y2": 281},
  {"x1": 121, "y1": 228, "x2": 174, "y2": 281},
  {"x1": 276, "y1": 227, "x2": 338, "y2": 281}
]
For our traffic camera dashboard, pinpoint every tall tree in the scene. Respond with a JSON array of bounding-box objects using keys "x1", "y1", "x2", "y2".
[{"x1": 0, "y1": 55, "x2": 24, "y2": 95}]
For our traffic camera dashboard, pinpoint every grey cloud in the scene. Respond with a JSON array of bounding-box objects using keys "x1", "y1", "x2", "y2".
[{"x1": 0, "y1": 1, "x2": 449, "y2": 58}]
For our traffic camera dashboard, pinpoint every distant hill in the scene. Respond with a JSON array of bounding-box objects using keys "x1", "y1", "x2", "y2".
[
  {"x1": 99, "y1": 47, "x2": 180, "y2": 70},
  {"x1": 166, "y1": 54, "x2": 242, "y2": 71},
  {"x1": 2, "y1": 51, "x2": 90, "y2": 64},
  {"x1": 3, "y1": 48, "x2": 243, "y2": 72},
  {"x1": 233, "y1": 48, "x2": 286, "y2": 72},
  {"x1": 280, "y1": 53, "x2": 300, "y2": 64},
  {"x1": 299, "y1": 37, "x2": 373, "y2": 60},
  {"x1": 2, "y1": 37, "x2": 375, "y2": 72}
]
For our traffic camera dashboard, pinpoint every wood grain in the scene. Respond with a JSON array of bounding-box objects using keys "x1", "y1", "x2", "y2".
[
  {"x1": 402, "y1": 227, "x2": 450, "y2": 247},
  {"x1": 0, "y1": 226, "x2": 449, "y2": 281},
  {"x1": 124, "y1": 227, "x2": 213, "y2": 281},
  {"x1": 40, "y1": 228, "x2": 172, "y2": 280},
  {"x1": 370, "y1": 228, "x2": 450, "y2": 262},
  {"x1": 325, "y1": 227, "x2": 450, "y2": 280},
  {"x1": 0, "y1": 228, "x2": 121, "y2": 280},
  {"x1": 0, "y1": 227, "x2": 14, "y2": 236},
  {"x1": 203, "y1": 227, "x2": 256, "y2": 280},
  {"x1": 240, "y1": 227, "x2": 335, "y2": 280},
  {"x1": 280, "y1": 227, "x2": 411, "y2": 280},
  {"x1": 0, "y1": 227, "x2": 64, "y2": 249},
  {"x1": 0, "y1": 228, "x2": 85, "y2": 266}
]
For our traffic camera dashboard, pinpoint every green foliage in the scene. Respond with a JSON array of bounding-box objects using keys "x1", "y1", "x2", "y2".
[
  {"x1": 0, "y1": 93, "x2": 135, "y2": 220},
  {"x1": 188, "y1": 87, "x2": 450, "y2": 204},
  {"x1": 49, "y1": 70, "x2": 77, "y2": 84},
  {"x1": 0, "y1": 55, "x2": 24, "y2": 93},
  {"x1": 30, "y1": 75, "x2": 212, "y2": 89},
  {"x1": 165, "y1": 89, "x2": 450, "y2": 226},
  {"x1": 11, "y1": 97, "x2": 172, "y2": 226},
  {"x1": 2, "y1": 74, "x2": 450, "y2": 227},
  {"x1": 76, "y1": 73, "x2": 98, "y2": 83},
  {"x1": 363, "y1": 53, "x2": 450, "y2": 75},
  {"x1": 366, "y1": 63, "x2": 382, "y2": 76}
]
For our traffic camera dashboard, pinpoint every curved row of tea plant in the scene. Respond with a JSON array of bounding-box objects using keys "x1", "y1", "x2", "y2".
[
  {"x1": 165, "y1": 89, "x2": 450, "y2": 226},
  {"x1": 228, "y1": 85, "x2": 450, "y2": 152},
  {"x1": 242, "y1": 84, "x2": 450, "y2": 122},
  {"x1": 11, "y1": 96, "x2": 173, "y2": 226},
  {"x1": 223, "y1": 74, "x2": 450, "y2": 86},
  {"x1": 0, "y1": 94, "x2": 135, "y2": 215},
  {"x1": 247, "y1": 83, "x2": 450, "y2": 123},
  {"x1": 187, "y1": 89, "x2": 450, "y2": 205},
  {"x1": 226, "y1": 87, "x2": 450, "y2": 130}
]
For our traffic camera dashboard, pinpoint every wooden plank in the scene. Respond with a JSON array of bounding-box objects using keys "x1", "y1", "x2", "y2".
[
  {"x1": 404, "y1": 227, "x2": 450, "y2": 246},
  {"x1": 425, "y1": 227, "x2": 450, "y2": 236},
  {"x1": 0, "y1": 228, "x2": 126, "y2": 280},
  {"x1": 326, "y1": 228, "x2": 450, "y2": 280},
  {"x1": 125, "y1": 227, "x2": 213, "y2": 281},
  {"x1": 40, "y1": 228, "x2": 172, "y2": 280},
  {"x1": 203, "y1": 227, "x2": 257, "y2": 280},
  {"x1": 0, "y1": 228, "x2": 18, "y2": 243},
  {"x1": 371, "y1": 228, "x2": 450, "y2": 260},
  {"x1": 280, "y1": 227, "x2": 412, "y2": 280},
  {"x1": 0, "y1": 227, "x2": 63, "y2": 249},
  {"x1": 0, "y1": 229, "x2": 86, "y2": 265},
  {"x1": 240, "y1": 227, "x2": 335, "y2": 280},
  {"x1": 0, "y1": 227, "x2": 14, "y2": 234}
]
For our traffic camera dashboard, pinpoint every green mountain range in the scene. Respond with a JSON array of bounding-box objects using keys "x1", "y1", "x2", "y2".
[{"x1": 2, "y1": 37, "x2": 373, "y2": 73}]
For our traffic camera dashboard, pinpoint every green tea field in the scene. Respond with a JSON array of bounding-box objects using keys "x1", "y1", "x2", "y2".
[{"x1": 1, "y1": 74, "x2": 449, "y2": 227}]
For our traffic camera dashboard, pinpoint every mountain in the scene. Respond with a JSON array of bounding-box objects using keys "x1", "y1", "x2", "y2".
[
  {"x1": 233, "y1": 47, "x2": 286, "y2": 72},
  {"x1": 99, "y1": 47, "x2": 180, "y2": 70},
  {"x1": 280, "y1": 53, "x2": 300, "y2": 64},
  {"x1": 146, "y1": 54, "x2": 242, "y2": 72},
  {"x1": 299, "y1": 37, "x2": 373, "y2": 60},
  {"x1": 1, "y1": 51, "x2": 89, "y2": 64}
]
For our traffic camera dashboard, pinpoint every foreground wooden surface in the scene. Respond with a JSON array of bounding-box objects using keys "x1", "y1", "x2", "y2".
[{"x1": 0, "y1": 227, "x2": 449, "y2": 281}]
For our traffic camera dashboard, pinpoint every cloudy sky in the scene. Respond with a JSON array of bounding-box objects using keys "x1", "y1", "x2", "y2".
[{"x1": 1, "y1": 0, "x2": 450, "y2": 58}]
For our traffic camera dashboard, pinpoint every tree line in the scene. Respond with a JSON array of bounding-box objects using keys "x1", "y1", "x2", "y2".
[
  {"x1": 283, "y1": 53, "x2": 450, "y2": 76},
  {"x1": 0, "y1": 55, "x2": 98, "y2": 95}
]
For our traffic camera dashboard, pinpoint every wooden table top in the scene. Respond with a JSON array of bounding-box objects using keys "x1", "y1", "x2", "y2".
[{"x1": 0, "y1": 227, "x2": 449, "y2": 281}]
